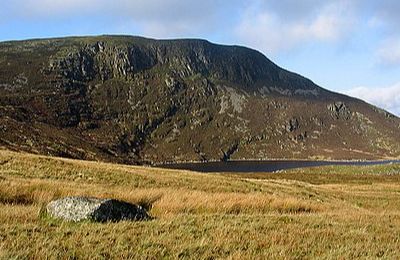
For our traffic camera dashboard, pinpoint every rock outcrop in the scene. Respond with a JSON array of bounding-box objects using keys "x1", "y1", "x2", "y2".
[{"x1": 46, "y1": 196, "x2": 150, "y2": 222}]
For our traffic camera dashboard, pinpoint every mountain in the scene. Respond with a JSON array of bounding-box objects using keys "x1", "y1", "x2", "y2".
[{"x1": 0, "y1": 35, "x2": 399, "y2": 164}]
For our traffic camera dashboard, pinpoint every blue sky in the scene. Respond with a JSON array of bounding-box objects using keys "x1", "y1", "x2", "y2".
[{"x1": 1, "y1": 0, "x2": 400, "y2": 115}]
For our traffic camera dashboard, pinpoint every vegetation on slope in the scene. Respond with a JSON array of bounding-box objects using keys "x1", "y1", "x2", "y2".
[
  {"x1": 1, "y1": 149, "x2": 400, "y2": 259},
  {"x1": 1, "y1": 36, "x2": 400, "y2": 164}
]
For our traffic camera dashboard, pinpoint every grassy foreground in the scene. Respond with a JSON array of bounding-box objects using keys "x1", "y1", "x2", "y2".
[{"x1": 0, "y1": 149, "x2": 400, "y2": 259}]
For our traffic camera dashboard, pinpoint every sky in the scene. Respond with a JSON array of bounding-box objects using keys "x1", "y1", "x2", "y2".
[{"x1": 1, "y1": 0, "x2": 400, "y2": 115}]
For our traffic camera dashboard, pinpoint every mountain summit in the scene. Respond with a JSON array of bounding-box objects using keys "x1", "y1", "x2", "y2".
[{"x1": 1, "y1": 35, "x2": 399, "y2": 164}]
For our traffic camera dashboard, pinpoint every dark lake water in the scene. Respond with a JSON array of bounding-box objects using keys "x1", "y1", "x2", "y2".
[{"x1": 159, "y1": 160, "x2": 400, "y2": 173}]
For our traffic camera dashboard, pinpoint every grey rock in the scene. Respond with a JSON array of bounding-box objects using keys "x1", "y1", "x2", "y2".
[
  {"x1": 327, "y1": 102, "x2": 351, "y2": 120},
  {"x1": 46, "y1": 196, "x2": 150, "y2": 222}
]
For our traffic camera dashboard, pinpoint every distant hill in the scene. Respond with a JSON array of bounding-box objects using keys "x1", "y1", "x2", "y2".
[{"x1": 0, "y1": 35, "x2": 399, "y2": 164}]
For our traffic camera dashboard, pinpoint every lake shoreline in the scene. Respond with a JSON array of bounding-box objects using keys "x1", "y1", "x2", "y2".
[
  {"x1": 152, "y1": 157, "x2": 400, "y2": 166},
  {"x1": 155, "y1": 158, "x2": 400, "y2": 173}
]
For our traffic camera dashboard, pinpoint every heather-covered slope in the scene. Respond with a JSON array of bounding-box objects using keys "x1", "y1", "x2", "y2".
[{"x1": 0, "y1": 35, "x2": 399, "y2": 164}]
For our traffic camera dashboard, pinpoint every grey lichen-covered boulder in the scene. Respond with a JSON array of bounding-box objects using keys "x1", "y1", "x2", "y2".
[{"x1": 46, "y1": 196, "x2": 150, "y2": 222}]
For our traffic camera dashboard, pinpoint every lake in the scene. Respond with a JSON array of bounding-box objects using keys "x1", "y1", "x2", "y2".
[{"x1": 159, "y1": 160, "x2": 400, "y2": 173}]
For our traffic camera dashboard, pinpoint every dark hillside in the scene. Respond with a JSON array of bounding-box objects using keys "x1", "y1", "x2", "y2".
[{"x1": 1, "y1": 35, "x2": 399, "y2": 164}]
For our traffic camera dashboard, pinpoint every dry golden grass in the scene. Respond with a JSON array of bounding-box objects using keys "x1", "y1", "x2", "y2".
[{"x1": 1, "y1": 149, "x2": 400, "y2": 259}]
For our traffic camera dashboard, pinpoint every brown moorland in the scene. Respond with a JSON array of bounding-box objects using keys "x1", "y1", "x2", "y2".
[{"x1": 0, "y1": 149, "x2": 400, "y2": 259}]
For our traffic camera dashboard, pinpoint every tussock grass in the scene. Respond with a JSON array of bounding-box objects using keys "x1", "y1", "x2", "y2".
[
  {"x1": 0, "y1": 177, "x2": 323, "y2": 216},
  {"x1": 1, "y1": 149, "x2": 400, "y2": 258}
]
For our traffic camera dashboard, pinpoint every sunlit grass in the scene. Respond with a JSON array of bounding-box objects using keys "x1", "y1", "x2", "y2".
[{"x1": 1, "y1": 149, "x2": 400, "y2": 259}]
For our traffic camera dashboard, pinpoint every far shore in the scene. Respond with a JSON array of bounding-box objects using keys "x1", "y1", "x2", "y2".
[{"x1": 152, "y1": 157, "x2": 400, "y2": 167}]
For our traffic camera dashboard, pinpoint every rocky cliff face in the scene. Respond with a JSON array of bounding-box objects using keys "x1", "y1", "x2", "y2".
[{"x1": 0, "y1": 35, "x2": 399, "y2": 164}]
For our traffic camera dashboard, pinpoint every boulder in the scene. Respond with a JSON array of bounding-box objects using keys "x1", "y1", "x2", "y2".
[{"x1": 46, "y1": 196, "x2": 150, "y2": 222}]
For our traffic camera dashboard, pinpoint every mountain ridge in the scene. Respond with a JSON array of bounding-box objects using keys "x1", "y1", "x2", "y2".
[{"x1": 0, "y1": 35, "x2": 399, "y2": 164}]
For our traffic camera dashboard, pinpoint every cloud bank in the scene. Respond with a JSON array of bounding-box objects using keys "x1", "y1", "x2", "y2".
[
  {"x1": 346, "y1": 83, "x2": 400, "y2": 116},
  {"x1": 235, "y1": 0, "x2": 357, "y2": 54},
  {"x1": 8, "y1": 0, "x2": 242, "y2": 39}
]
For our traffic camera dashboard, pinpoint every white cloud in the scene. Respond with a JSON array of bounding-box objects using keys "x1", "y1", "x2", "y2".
[
  {"x1": 376, "y1": 38, "x2": 400, "y2": 67},
  {"x1": 345, "y1": 83, "x2": 400, "y2": 116},
  {"x1": 235, "y1": 0, "x2": 357, "y2": 54},
  {"x1": 368, "y1": 1, "x2": 400, "y2": 68},
  {"x1": 16, "y1": 0, "x2": 102, "y2": 17},
  {"x1": 370, "y1": 0, "x2": 400, "y2": 32},
  {"x1": 11, "y1": 0, "x2": 241, "y2": 39}
]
